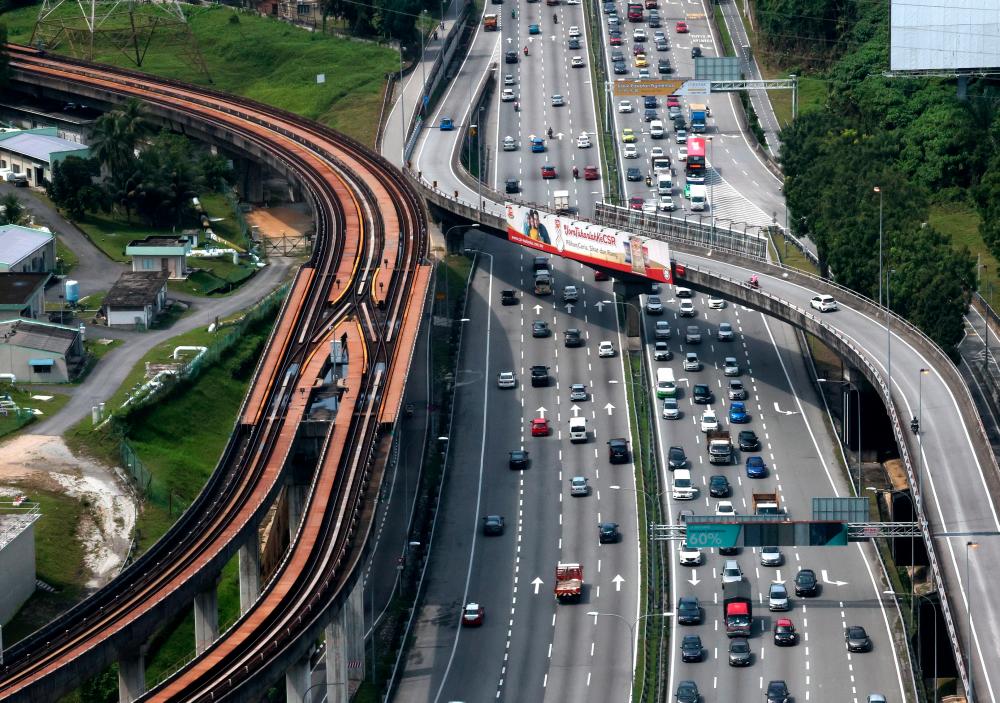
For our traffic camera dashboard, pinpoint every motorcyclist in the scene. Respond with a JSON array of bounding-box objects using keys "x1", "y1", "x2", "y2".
[
  {"x1": 511, "y1": 8, "x2": 516, "y2": 17},
  {"x1": 514, "y1": 100, "x2": 520, "y2": 112},
  {"x1": 749, "y1": 274, "x2": 759, "y2": 288},
  {"x1": 573, "y1": 166, "x2": 579, "y2": 179},
  {"x1": 911, "y1": 416, "x2": 919, "y2": 434},
  {"x1": 524, "y1": 45, "x2": 529, "y2": 55},
  {"x1": 645, "y1": 174, "x2": 652, "y2": 187},
  {"x1": 547, "y1": 126, "x2": 553, "y2": 138},
  {"x1": 553, "y1": 12, "x2": 558, "y2": 22}
]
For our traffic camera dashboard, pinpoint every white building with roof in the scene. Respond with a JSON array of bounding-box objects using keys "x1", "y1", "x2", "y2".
[
  {"x1": 0, "y1": 127, "x2": 90, "y2": 187},
  {"x1": 0, "y1": 500, "x2": 39, "y2": 625},
  {"x1": 0, "y1": 318, "x2": 85, "y2": 382},
  {"x1": 0, "y1": 224, "x2": 56, "y2": 273}
]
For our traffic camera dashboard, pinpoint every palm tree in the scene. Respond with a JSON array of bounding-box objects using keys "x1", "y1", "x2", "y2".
[{"x1": 89, "y1": 99, "x2": 152, "y2": 179}]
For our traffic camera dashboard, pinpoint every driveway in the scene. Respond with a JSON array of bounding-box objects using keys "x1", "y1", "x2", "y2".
[{"x1": 30, "y1": 256, "x2": 296, "y2": 436}]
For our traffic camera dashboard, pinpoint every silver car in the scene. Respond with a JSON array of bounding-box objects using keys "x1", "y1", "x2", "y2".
[
  {"x1": 570, "y1": 476, "x2": 590, "y2": 496},
  {"x1": 728, "y1": 379, "x2": 747, "y2": 400},
  {"x1": 717, "y1": 322, "x2": 734, "y2": 341},
  {"x1": 723, "y1": 357, "x2": 740, "y2": 376},
  {"x1": 569, "y1": 383, "x2": 588, "y2": 401},
  {"x1": 654, "y1": 320, "x2": 672, "y2": 339},
  {"x1": 768, "y1": 582, "x2": 789, "y2": 611},
  {"x1": 662, "y1": 397, "x2": 680, "y2": 419},
  {"x1": 685, "y1": 325, "x2": 701, "y2": 344},
  {"x1": 761, "y1": 545, "x2": 783, "y2": 566}
]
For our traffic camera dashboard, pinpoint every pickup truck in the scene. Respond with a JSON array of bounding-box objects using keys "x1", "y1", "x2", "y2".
[
  {"x1": 555, "y1": 563, "x2": 583, "y2": 602},
  {"x1": 706, "y1": 429, "x2": 732, "y2": 465},
  {"x1": 753, "y1": 492, "x2": 782, "y2": 515},
  {"x1": 483, "y1": 13, "x2": 498, "y2": 30},
  {"x1": 723, "y1": 580, "x2": 752, "y2": 637}
]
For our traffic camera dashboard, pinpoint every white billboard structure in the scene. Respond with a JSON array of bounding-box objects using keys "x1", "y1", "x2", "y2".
[
  {"x1": 504, "y1": 202, "x2": 673, "y2": 284},
  {"x1": 891, "y1": 0, "x2": 1000, "y2": 72}
]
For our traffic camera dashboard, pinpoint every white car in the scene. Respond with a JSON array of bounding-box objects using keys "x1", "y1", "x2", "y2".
[
  {"x1": 708, "y1": 296, "x2": 725, "y2": 309},
  {"x1": 563, "y1": 284, "x2": 579, "y2": 301},
  {"x1": 679, "y1": 545, "x2": 702, "y2": 566},
  {"x1": 657, "y1": 195, "x2": 675, "y2": 211},
  {"x1": 501, "y1": 88, "x2": 516, "y2": 102},
  {"x1": 650, "y1": 146, "x2": 665, "y2": 158},
  {"x1": 675, "y1": 286, "x2": 693, "y2": 298},
  {"x1": 618, "y1": 100, "x2": 633, "y2": 113},
  {"x1": 721, "y1": 558, "x2": 743, "y2": 583},
  {"x1": 571, "y1": 56, "x2": 585, "y2": 68},
  {"x1": 568, "y1": 25, "x2": 581, "y2": 37},
  {"x1": 643, "y1": 202, "x2": 657, "y2": 214},
  {"x1": 810, "y1": 294, "x2": 838, "y2": 312},
  {"x1": 504, "y1": 74, "x2": 516, "y2": 85},
  {"x1": 761, "y1": 546, "x2": 783, "y2": 566},
  {"x1": 598, "y1": 340, "x2": 616, "y2": 357},
  {"x1": 623, "y1": 144, "x2": 639, "y2": 158},
  {"x1": 700, "y1": 409, "x2": 718, "y2": 432},
  {"x1": 638, "y1": 68, "x2": 650, "y2": 79},
  {"x1": 678, "y1": 146, "x2": 688, "y2": 161},
  {"x1": 552, "y1": 94, "x2": 566, "y2": 106},
  {"x1": 497, "y1": 371, "x2": 516, "y2": 388},
  {"x1": 715, "y1": 500, "x2": 736, "y2": 517},
  {"x1": 679, "y1": 300, "x2": 695, "y2": 316},
  {"x1": 503, "y1": 136, "x2": 517, "y2": 151},
  {"x1": 576, "y1": 133, "x2": 592, "y2": 148},
  {"x1": 633, "y1": 28, "x2": 647, "y2": 41}
]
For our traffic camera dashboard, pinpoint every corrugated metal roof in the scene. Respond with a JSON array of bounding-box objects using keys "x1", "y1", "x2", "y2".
[
  {"x1": 0, "y1": 132, "x2": 87, "y2": 162},
  {"x1": 0, "y1": 319, "x2": 78, "y2": 354},
  {"x1": 0, "y1": 225, "x2": 54, "y2": 268}
]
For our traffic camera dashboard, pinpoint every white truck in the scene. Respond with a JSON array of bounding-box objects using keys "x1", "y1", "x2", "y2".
[
  {"x1": 553, "y1": 190, "x2": 571, "y2": 215},
  {"x1": 706, "y1": 429, "x2": 732, "y2": 465},
  {"x1": 689, "y1": 183, "x2": 707, "y2": 211}
]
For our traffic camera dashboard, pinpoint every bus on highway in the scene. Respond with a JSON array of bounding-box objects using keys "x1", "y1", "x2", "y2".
[
  {"x1": 627, "y1": 2, "x2": 643, "y2": 21},
  {"x1": 686, "y1": 136, "x2": 706, "y2": 176}
]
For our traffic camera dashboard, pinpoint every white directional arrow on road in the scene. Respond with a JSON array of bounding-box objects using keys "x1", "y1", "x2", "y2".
[
  {"x1": 612, "y1": 574, "x2": 625, "y2": 592},
  {"x1": 604, "y1": 402, "x2": 616, "y2": 416},
  {"x1": 594, "y1": 301, "x2": 606, "y2": 312},
  {"x1": 531, "y1": 577, "x2": 544, "y2": 594},
  {"x1": 773, "y1": 402, "x2": 798, "y2": 416},
  {"x1": 557, "y1": 132, "x2": 565, "y2": 140},
  {"x1": 821, "y1": 569, "x2": 848, "y2": 586},
  {"x1": 571, "y1": 405, "x2": 581, "y2": 417},
  {"x1": 536, "y1": 406, "x2": 547, "y2": 418},
  {"x1": 565, "y1": 303, "x2": 574, "y2": 314},
  {"x1": 688, "y1": 569, "x2": 700, "y2": 586},
  {"x1": 534, "y1": 304, "x2": 543, "y2": 315}
]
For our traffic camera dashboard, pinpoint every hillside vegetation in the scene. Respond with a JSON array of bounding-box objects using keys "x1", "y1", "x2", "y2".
[{"x1": 757, "y1": 0, "x2": 995, "y2": 354}]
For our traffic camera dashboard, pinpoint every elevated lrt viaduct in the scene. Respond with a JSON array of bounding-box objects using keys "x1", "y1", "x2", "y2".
[{"x1": 2, "y1": 45, "x2": 430, "y2": 703}]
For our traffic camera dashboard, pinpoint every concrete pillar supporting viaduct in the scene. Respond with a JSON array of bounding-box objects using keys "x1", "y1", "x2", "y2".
[
  {"x1": 193, "y1": 577, "x2": 220, "y2": 656},
  {"x1": 325, "y1": 607, "x2": 349, "y2": 703},
  {"x1": 284, "y1": 651, "x2": 311, "y2": 703},
  {"x1": 287, "y1": 482, "x2": 307, "y2": 542},
  {"x1": 345, "y1": 580, "x2": 366, "y2": 682},
  {"x1": 118, "y1": 645, "x2": 147, "y2": 703},
  {"x1": 239, "y1": 528, "x2": 261, "y2": 614}
]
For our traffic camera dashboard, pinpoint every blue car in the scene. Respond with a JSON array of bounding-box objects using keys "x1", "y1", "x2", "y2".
[
  {"x1": 530, "y1": 136, "x2": 546, "y2": 153},
  {"x1": 746, "y1": 455, "x2": 767, "y2": 478},
  {"x1": 439, "y1": 117, "x2": 454, "y2": 131},
  {"x1": 529, "y1": 23, "x2": 541, "y2": 34},
  {"x1": 729, "y1": 401, "x2": 749, "y2": 423}
]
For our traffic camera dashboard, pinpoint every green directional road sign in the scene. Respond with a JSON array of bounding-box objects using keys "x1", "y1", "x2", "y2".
[{"x1": 685, "y1": 523, "x2": 741, "y2": 549}]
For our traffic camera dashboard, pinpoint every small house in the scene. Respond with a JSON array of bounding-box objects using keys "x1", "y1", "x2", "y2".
[
  {"x1": 0, "y1": 127, "x2": 90, "y2": 187},
  {"x1": 125, "y1": 235, "x2": 192, "y2": 280},
  {"x1": 102, "y1": 271, "x2": 170, "y2": 329},
  {"x1": 0, "y1": 272, "x2": 51, "y2": 319},
  {"x1": 0, "y1": 318, "x2": 85, "y2": 382},
  {"x1": 0, "y1": 225, "x2": 56, "y2": 273}
]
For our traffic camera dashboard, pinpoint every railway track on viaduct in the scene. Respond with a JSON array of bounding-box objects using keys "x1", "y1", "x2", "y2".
[{"x1": 1, "y1": 45, "x2": 429, "y2": 702}]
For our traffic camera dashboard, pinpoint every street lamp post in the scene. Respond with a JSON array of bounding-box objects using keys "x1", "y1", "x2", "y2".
[
  {"x1": 874, "y1": 185, "x2": 883, "y2": 307},
  {"x1": 887, "y1": 267, "x2": 895, "y2": 395},
  {"x1": 917, "y1": 368, "x2": 929, "y2": 513},
  {"x1": 966, "y1": 541, "x2": 979, "y2": 702}
]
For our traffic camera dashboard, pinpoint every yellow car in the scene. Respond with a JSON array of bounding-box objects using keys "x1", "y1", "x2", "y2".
[
  {"x1": 621, "y1": 128, "x2": 636, "y2": 143},
  {"x1": 634, "y1": 54, "x2": 648, "y2": 68}
]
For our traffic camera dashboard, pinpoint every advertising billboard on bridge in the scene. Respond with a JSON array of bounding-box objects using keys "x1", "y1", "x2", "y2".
[
  {"x1": 504, "y1": 202, "x2": 672, "y2": 283},
  {"x1": 891, "y1": 0, "x2": 1000, "y2": 71}
]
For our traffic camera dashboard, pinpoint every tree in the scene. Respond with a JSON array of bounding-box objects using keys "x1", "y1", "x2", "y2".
[
  {"x1": 47, "y1": 157, "x2": 104, "y2": 220},
  {"x1": 0, "y1": 24, "x2": 10, "y2": 90},
  {"x1": 89, "y1": 99, "x2": 153, "y2": 178},
  {"x1": 0, "y1": 192, "x2": 24, "y2": 226}
]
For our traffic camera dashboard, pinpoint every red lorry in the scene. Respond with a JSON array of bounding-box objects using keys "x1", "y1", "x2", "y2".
[
  {"x1": 723, "y1": 580, "x2": 752, "y2": 637},
  {"x1": 555, "y1": 563, "x2": 583, "y2": 602}
]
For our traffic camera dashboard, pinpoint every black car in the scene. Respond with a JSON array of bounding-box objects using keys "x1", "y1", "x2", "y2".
[
  {"x1": 626, "y1": 167, "x2": 643, "y2": 181},
  {"x1": 564, "y1": 328, "x2": 584, "y2": 347},
  {"x1": 655, "y1": 38, "x2": 669, "y2": 51},
  {"x1": 568, "y1": 37, "x2": 581, "y2": 49},
  {"x1": 766, "y1": 680, "x2": 789, "y2": 703},
  {"x1": 644, "y1": 108, "x2": 657, "y2": 122},
  {"x1": 673, "y1": 117, "x2": 687, "y2": 131},
  {"x1": 509, "y1": 450, "x2": 529, "y2": 470},
  {"x1": 658, "y1": 59, "x2": 672, "y2": 74},
  {"x1": 794, "y1": 568, "x2": 819, "y2": 596},
  {"x1": 728, "y1": 637, "x2": 751, "y2": 667},
  {"x1": 680, "y1": 634, "x2": 702, "y2": 662},
  {"x1": 611, "y1": 50, "x2": 625, "y2": 63},
  {"x1": 719, "y1": 545, "x2": 739, "y2": 555},
  {"x1": 608, "y1": 437, "x2": 630, "y2": 463},
  {"x1": 613, "y1": 61, "x2": 628, "y2": 74},
  {"x1": 691, "y1": 46, "x2": 702, "y2": 58},
  {"x1": 773, "y1": 619, "x2": 798, "y2": 646},
  {"x1": 738, "y1": 429, "x2": 760, "y2": 451},
  {"x1": 668, "y1": 445, "x2": 687, "y2": 470},
  {"x1": 845, "y1": 625, "x2": 872, "y2": 652},
  {"x1": 643, "y1": 95, "x2": 657, "y2": 108},
  {"x1": 505, "y1": 178, "x2": 520, "y2": 193},
  {"x1": 505, "y1": 50, "x2": 519, "y2": 63},
  {"x1": 532, "y1": 320, "x2": 550, "y2": 337},
  {"x1": 598, "y1": 521, "x2": 621, "y2": 543},
  {"x1": 709, "y1": 474, "x2": 730, "y2": 497},
  {"x1": 675, "y1": 680, "x2": 699, "y2": 703},
  {"x1": 603, "y1": 1, "x2": 615, "y2": 12},
  {"x1": 647, "y1": 13, "x2": 660, "y2": 27},
  {"x1": 482, "y1": 514, "x2": 505, "y2": 535},
  {"x1": 501, "y1": 289, "x2": 517, "y2": 305},
  {"x1": 677, "y1": 596, "x2": 701, "y2": 624},
  {"x1": 692, "y1": 384, "x2": 712, "y2": 403},
  {"x1": 532, "y1": 256, "x2": 550, "y2": 271},
  {"x1": 530, "y1": 365, "x2": 549, "y2": 387}
]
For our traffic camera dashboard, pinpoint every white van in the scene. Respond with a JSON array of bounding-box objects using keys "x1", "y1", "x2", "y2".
[
  {"x1": 657, "y1": 175, "x2": 672, "y2": 195},
  {"x1": 672, "y1": 468, "x2": 695, "y2": 500},
  {"x1": 649, "y1": 120, "x2": 665, "y2": 139},
  {"x1": 569, "y1": 417, "x2": 588, "y2": 442},
  {"x1": 655, "y1": 367, "x2": 676, "y2": 399},
  {"x1": 689, "y1": 184, "x2": 707, "y2": 211}
]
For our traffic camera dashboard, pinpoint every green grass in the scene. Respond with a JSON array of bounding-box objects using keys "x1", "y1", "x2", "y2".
[
  {"x1": 773, "y1": 230, "x2": 819, "y2": 274},
  {"x1": 928, "y1": 203, "x2": 999, "y2": 306},
  {"x1": 71, "y1": 210, "x2": 155, "y2": 263},
  {"x1": 169, "y1": 256, "x2": 257, "y2": 297},
  {"x1": 713, "y1": 6, "x2": 736, "y2": 57},
  {"x1": 56, "y1": 239, "x2": 80, "y2": 275},
  {"x1": 0, "y1": 385, "x2": 71, "y2": 438},
  {"x1": 197, "y1": 192, "x2": 246, "y2": 250},
  {"x1": 768, "y1": 74, "x2": 826, "y2": 129},
  {"x1": 3, "y1": 5, "x2": 399, "y2": 146},
  {"x1": 3, "y1": 489, "x2": 88, "y2": 645}
]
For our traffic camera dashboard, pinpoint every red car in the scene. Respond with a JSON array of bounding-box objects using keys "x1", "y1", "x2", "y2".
[
  {"x1": 541, "y1": 164, "x2": 557, "y2": 179},
  {"x1": 584, "y1": 165, "x2": 599, "y2": 180},
  {"x1": 633, "y1": 43, "x2": 646, "y2": 56},
  {"x1": 667, "y1": 95, "x2": 681, "y2": 108},
  {"x1": 462, "y1": 602, "x2": 485, "y2": 627},
  {"x1": 609, "y1": 33, "x2": 623, "y2": 46},
  {"x1": 531, "y1": 417, "x2": 551, "y2": 436},
  {"x1": 629, "y1": 196, "x2": 644, "y2": 210},
  {"x1": 773, "y1": 617, "x2": 798, "y2": 645},
  {"x1": 675, "y1": 20, "x2": 688, "y2": 33},
  {"x1": 594, "y1": 270, "x2": 610, "y2": 281}
]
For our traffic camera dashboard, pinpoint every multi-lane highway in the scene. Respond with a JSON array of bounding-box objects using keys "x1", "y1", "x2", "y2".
[{"x1": 397, "y1": 237, "x2": 640, "y2": 701}]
